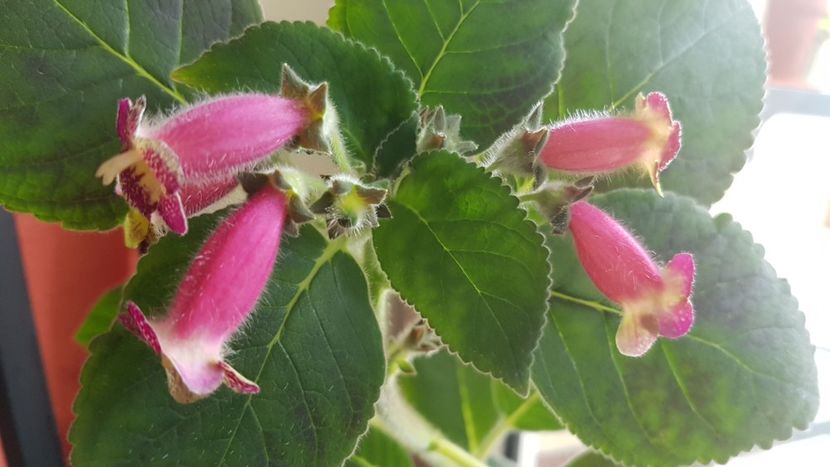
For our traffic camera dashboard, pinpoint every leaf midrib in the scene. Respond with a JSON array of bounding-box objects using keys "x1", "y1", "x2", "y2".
[
  {"x1": 52, "y1": 0, "x2": 186, "y2": 103},
  {"x1": 215, "y1": 235, "x2": 347, "y2": 466},
  {"x1": 391, "y1": 200, "x2": 524, "y2": 380},
  {"x1": 416, "y1": 0, "x2": 482, "y2": 96}
]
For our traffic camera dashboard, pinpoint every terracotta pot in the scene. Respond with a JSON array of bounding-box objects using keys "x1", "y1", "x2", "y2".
[
  {"x1": 13, "y1": 214, "x2": 136, "y2": 459},
  {"x1": 766, "y1": 0, "x2": 828, "y2": 86}
]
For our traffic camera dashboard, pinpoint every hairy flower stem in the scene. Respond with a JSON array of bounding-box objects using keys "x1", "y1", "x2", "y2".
[{"x1": 329, "y1": 130, "x2": 356, "y2": 176}]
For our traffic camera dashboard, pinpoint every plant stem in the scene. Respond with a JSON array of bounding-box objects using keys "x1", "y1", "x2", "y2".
[
  {"x1": 427, "y1": 437, "x2": 489, "y2": 467},
  {"x1": 384, "y1": 340, "x2": 407, "y2": 379},
  {"x1": 374, "y1": 383, "x2": 488, "y2": 467},
  {"x1": 329, "y1": 130, "x2": 356, "y2": 175},
  {"x1": 550, "y1": 290, "x2": 622, "y2": 315},
  {"x1": 474, "y1": 392, "x2": 540, "y2": 459}
]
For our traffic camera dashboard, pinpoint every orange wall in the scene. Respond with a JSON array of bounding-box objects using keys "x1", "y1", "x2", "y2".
[{"x1": 14, "y1": 214, "x2": 136, "y2": 459}]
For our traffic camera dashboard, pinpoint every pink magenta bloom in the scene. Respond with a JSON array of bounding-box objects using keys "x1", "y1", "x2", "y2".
[
  {"x1": 568, "y1": 201, "x2": 695, "y2": 357},
  {"x1": 120, "y1": 186, "x2": 288, "y2": 403},
  {"x1": 539, "y1": 92, "x2": 682, "y2": 194},
  {"x1": 97, "y1": 94, "x2": 309, "y2": 236}
]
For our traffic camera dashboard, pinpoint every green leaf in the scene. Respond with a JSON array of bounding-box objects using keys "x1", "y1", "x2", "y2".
[
  {"x1": 543, "y1": 0, "x2": 765, "y2": 205},
  {"x1": 329, "y1": 0, "x2": 577, "y2": 148},
  {"x1": 173, "y1": 21, "x2": 418, "y2": 177},
  {"x1": 70, "y1": 219, "x2": 385, "y2": 466},
  {"x1": 75, "y1": 286, "x2": 122, "y2": 348},
  {"x1": 0, "y1": 0, "x2": 261, "y2": 229},
  {"x1": 531, "y1": 189, "x2": 819, "y2": 465},
  {"x1": 399, "y1": 351, "x2": 500, "y2": 452},
  {"x1": 399, "y1": 350, "x2": 560, "y2": 458},
  {"x1": 490, "y1": 380, "x2": 561, "y2": 432},
  {"x1": 346, "y1": 428, "x2": 413, "y2": 467},
  {"x1": 374, "y1": 151, "x2": 550, "y2": 393}
]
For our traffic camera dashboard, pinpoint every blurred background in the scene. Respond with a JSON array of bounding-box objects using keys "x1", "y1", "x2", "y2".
[{"x1": 2, "y1": 0, "x2": 828, "y2": 465}]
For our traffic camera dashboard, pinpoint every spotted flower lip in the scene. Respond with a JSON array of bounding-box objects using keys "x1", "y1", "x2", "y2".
[
  {"x1": 119, "y1": 185, "x2": 288, "y2": 403},
  {"x1": 97, "y1": 93, "x2": 311, "y2": 238},
  {"x1": 539, "y1": 92, "x2": 682, "y2": 194},
  {"x1": 568, "y1": 200, "x2": 696, "y2": 357}
]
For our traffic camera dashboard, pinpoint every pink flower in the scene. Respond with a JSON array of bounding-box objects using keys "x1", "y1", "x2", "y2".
[
  {"x1": 97, "y1": 94, "x2": 310, "y2": 237},
  {"x1": 119, "y1": 185, "x2": 288, "y2": 403},
  {"x1": 123, "y1": 177, "x2": 245, "y2": 252},
  {"x1": 539, "y1": 92, "x2": 682, "y2": 194},
  {"x1": 568, "y1": 201, "x2": 695, "y2": 357}
]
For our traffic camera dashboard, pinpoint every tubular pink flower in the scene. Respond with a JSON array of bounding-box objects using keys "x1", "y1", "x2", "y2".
[
  {"x1": 97, "y1": 94, "x2": 310, "y2": 237},
  {"x1": 539, "y1": 92, "x2": 682, "y2": 194},
  {"x1": 568, "y1": 201, "x2": 696, "y2": 357},
  {"x1": 119, "y1": 186, "x2": 288, "y2": 403}
]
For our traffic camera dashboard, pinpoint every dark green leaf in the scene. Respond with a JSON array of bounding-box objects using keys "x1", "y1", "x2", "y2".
[
  {"x1": 71, "y1": 219, "x2": 385, "y2": 466},
  {"x1": 399, "y1": 351, "x2": 500, "y2": 452},
  {"x1": 75, "y1": 286, "x2": 122, "y2": 348},
  {"x1": 0, "y1": 0, "x2": 261, "y2": 229},
  {"x1": 490, "y1": 380, "x2": 561, "y2": 432},
  {"x1": 543, "y1": 0, "x2": 765, "y2": 205},
  {"x1": 374, "y1": 151, "x2": 550, "y2": 393},
  {"x1": 173, "y1": 21, "x2": 418, "y2": 177},
  {"x1": 346, "y1": 428, "x2": 413, "y2": 467},
  {"x1": 531, "y1": 190, "x2": 819, "y2": 465},
  {"x1": 329, "y1": 0, "x2": 577, "y2": 148}
]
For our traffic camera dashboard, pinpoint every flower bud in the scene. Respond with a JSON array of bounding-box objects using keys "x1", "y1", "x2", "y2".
[
  {"x1": 119, "y1": 185, "x2": 288, "y2": 402},
  {"x1": 484, "y1": 104, "x2": 549, "y2": 183},
  {"x1": 97, "y1": 92, "x2": 313, "y2": 239},
  {"x1": 568, "y1": 201, "x2": 695, "y2": 356},
  {"x1": 540, "y1": 92, "x2": 682, "y2": 194},
  {"x1": 310, "y1": 175, "x2": 388, "y2": 238},
  {"x1": 417, "y1": 106, "x2": 477, "y2": 155}
]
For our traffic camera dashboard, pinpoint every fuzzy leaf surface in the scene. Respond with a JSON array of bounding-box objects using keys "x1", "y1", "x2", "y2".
[
  {"x1": 374, "y1": 151, "x2": 550, "y2": 393},
  {"x1": 329, "y1": 0, "x2": 577, "y2": 148}
]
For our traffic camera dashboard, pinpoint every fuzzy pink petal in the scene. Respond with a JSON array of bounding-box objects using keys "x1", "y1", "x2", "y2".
[
  {"x1": 170, "y1": 187, "x2": 287, "y2": 342},
  {"x1": 658, "y1": 300, "x2": 695, "y2": 339},
  {"x1": 642, "y1": 92, "x2": 673, "y2": 121},
  {"x1": 180, "y1": 178, "x2": 240, "y2": 216},
  {"x1": 666, "y1": 252, "x2": 696, "y2": 298},
  {"x1": 120, "y1": 302, "x2": 161, "y2": 354},
  {"x1": 158, "y1": 193, "x2": 188, "y2": 235},
  {"x1": 116, "y1": 99, "x2": 132, "y2": 149},
  {"x1": 147, "y1": 95, "x2": 309, "y2": 180},
  {"x1": 616, "y1": 312, "x2": 659, "y2": 357},
  {"x1": 569, "y1": 201, "x2": 663, "y2": 303},
  {"x1": 116, "y1": 97, "x2": 145, "y2": 149},
  {"x1": 220, "y1": 361, "x2": 261, "y2": 395},
  {"x1": 540, "y1": 118, "x2": 651, "y2": 173},
  {"x1": 659, "y1": 122, "x2": 682, "y2": 171}
]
